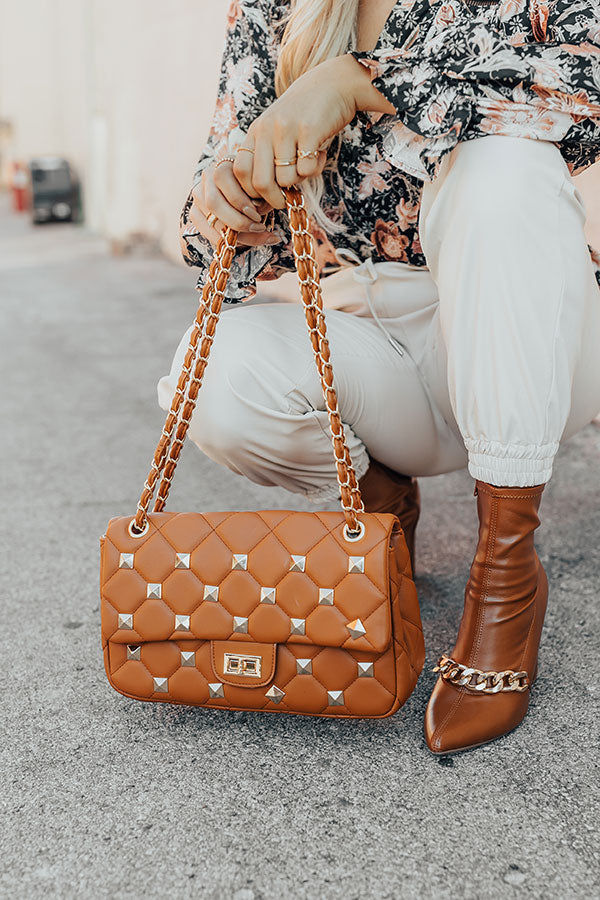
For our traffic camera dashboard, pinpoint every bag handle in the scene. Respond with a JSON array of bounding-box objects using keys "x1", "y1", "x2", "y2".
[{"x1": 130, "y1": 186, "x2": 365, "y2": 538}]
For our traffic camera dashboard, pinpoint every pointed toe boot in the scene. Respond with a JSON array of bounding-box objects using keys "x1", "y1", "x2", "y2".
[
  {"x1": 425, "y1": 480, "x2": 548, "y2": 755},
  {"x1": 359, "y1": 458, "x2": 420, "y2": 573}
]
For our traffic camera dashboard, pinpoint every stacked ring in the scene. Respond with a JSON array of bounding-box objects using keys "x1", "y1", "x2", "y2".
[
  {"x1": 297, "y1": 148, "x2": 320, "y2": 160},
  {"x1": 274, "y1": 148, "x2": 323, "y2": 165},
  {"x1": 206, "y1": 213, "x2": 218, "y2": 228},
  {"x1": 236, "y1": 147, "x2": 255, "y2": 155},
  {"x1": 215, "y1": 156, "x2": 235, "y2": 168}
]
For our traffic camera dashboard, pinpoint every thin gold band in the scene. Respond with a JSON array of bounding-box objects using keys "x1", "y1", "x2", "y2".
[
  {"x1": 215, "y1": 157, "x2": 235, "y2": 168},
  {"x1": 275, "y1": 148, "x2": 323, "y2": 166}
]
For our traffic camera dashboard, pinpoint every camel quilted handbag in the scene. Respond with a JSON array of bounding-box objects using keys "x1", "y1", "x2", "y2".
[{"x1": 100, "y1": 186, "x2": 425, "y2": 718}]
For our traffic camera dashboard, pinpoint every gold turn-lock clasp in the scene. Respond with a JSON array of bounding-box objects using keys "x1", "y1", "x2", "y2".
[{"x1": 223, "y1": 652, "x2": 262, "y2": 678}]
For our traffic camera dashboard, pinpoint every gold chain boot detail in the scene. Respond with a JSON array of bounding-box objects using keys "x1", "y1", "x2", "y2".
[
  {"x1": 358, "y1": 458, "x2": 420, "y2": 574},
  {"x1": 424, "y1": 480, "x2": 548, "y2": 754}
]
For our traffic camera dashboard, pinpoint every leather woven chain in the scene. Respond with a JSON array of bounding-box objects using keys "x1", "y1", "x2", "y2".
[
  {"x1": 433, "y1": 655, "x2": 530, "y2": 694},
  {"x1": 131, "y1": 186, "x2": 364, "y2": 537}
]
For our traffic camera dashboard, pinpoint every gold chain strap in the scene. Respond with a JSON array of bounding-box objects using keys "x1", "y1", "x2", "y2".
[
  {"x1": 131, "y1": 227, "x2": 238, "y2": 534},
  {"x1": 131, "y1": 186, "x2": 364, "y2": 536},
  {"x1": 285, "y1": 189, "x2": 364, "y2": 523},
  {"x1": 433, "y1": 655, "x2": 530, "y2": 694}
]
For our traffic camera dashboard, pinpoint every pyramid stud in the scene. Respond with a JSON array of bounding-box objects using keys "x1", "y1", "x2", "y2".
[
  {"x1": 174, "y1": 614, "x2": 190, "y2": 632},
  {"x1": 153, "y1": 677, "x2": 168, "y2": 693},
  {"x1": 357, "y1": 661, "x2": 374, "y2": 678},
  {"x1": 181, "y1": 650, "x2": 195, "y2": 667},
  {"x1": 203, "y1": 585, "x2": 219, "y2": 603},
  {"x1": 260, "y1": 587, "x2": 276, "y2": 605},
  {"x1": 296, "y1": 658, "x2": 312, "y2": 675},
  {"x1": 146, "y1": 583, "x2": 162, "y2": 599},
  {"x1": 348, "y1": 556, "x2": 364, "y2": 574},
  {"x1": 126, "y1": 645, "x2": 140, "y2": 661},
  {"x1": 233, "y1": 616, "x2": 248, "y2": 634},
  {"x1": 327, "y1": 690, "x2": 344, "y2": 706},
  {"x1": 119, "y1": 553, "x2": 134, "y2": 569},
  {"x1": 118, "y1": 613, "x2": 133, "y2": 630},
  {"x1": 346, "y1": 618, "x2": 366, "y2": 639},
  {"x1": 175, "y1": 552, "x2": 190, "y2": 569},
  {"x1": 265, "y1": 685, "x2": 285, "y2": 704},
  {"x1": 290, "y1": 618, "x2": 305, "y2": 636},
  {"x1": 318, "y1": 588, "x2": 334, "y2": 606},
  {"x1": 208, "y1": 682, "x2": 225, "y2": 698},
  {"x1": 289, "y1": 555, "x2": 305, "y2": 573},
  {"x1": 232, "y1": 554, "x2": 248, "y2": 571}
]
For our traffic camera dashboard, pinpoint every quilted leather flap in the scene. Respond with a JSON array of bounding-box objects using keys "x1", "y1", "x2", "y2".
[{"x1": 101, "y1": 509, "x2": 398, "y2": 654}]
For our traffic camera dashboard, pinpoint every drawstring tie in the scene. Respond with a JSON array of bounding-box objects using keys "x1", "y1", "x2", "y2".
[{"x1": 332, "y1": 248, "x2": 405, "y2": 357}]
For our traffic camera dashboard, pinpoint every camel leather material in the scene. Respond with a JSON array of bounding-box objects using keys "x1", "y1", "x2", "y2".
[
  {"x1": 425, "y1": 481, "x2": 548, "y2": 752},
  {"x1": 100, "y1": 509, "x2": 425, "y2": 718},
  {"x1": 358, "y1": 459, "x2": 420, "y2": 575}
]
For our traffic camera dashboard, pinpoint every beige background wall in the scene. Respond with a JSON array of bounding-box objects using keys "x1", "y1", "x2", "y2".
[
  {"x1": 0, "y1": 0, "x2": 227, "y2": 260},
  {"x1": 0, "y1": 0, "x2": 598, "y2": 259}
]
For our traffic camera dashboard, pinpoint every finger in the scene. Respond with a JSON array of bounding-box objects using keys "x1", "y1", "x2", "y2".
[
  {"x1": 184, "y1": 180, "x2": 211, "y2": 233},
  {"x1": 180, "y1": 206, "x2": 216, "y2": 247},
  {"x1": 203, "y1": 215, "x2": 281, "y2": 246},
  {"x1": 232, "y1": 144, "x2": 259, "y2": 200},
  {"x1": 214, "y1": 163, "x2": 263, "y2": 223},
  {"x1": 251, "y1": 128, "x2": 287, "y2": 209},
  {"x1": 237, "y1": 231, "x2": 283, "y2": 247},
  {"x1": 273, "y1": 133, "x2": 299, "y2": 188},
  {"x1": 204, "y1": 175, "x2": 268, "y2": 233},
  {"x1": 184, "y1": 208, "x2": 279, "y2": 249},
  {"x1": 254, "y1": 199, "x2": 273, "y2": 215},
  {"x1": 183, "y1": 171, "x2": 280, "y2": 248},
  {"x1": 296, "y1": 147, "x2": 327, "y2": 180},
  {"x1": 181, "y1": 182, "x2": 220, "y2": 243}
]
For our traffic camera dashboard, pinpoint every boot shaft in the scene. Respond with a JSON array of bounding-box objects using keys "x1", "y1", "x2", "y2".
[
  {"x1": 454, "y1": 480, "x2": 546, "y2": 670},
  {"x1": 470, "y1": 481, "x2": 544, "y2": 598}
]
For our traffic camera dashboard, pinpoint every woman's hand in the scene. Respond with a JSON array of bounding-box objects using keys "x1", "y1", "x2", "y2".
[
  {"x1": 181, "y1": 162, "x2": 282, "y2": 249},
  {"x1": 233, "y1": 54, "x2": 395, "y2": 209},
  {"x1": 181, "y1": 54, "x2": 394, "y2": 245}
]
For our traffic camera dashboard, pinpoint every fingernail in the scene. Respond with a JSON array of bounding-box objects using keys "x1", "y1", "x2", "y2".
[
  {"x1": 249, "y1": 222, "x2": 266, "y2": 232},
  {"x1": 265, "y1": 234, "x2": 282, "y2": 244},
  {"x1": 243, "y1": 204, "x2": 262, "y2": 222}
]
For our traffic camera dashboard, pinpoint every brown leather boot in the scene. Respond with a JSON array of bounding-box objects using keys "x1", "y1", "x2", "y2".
[
  {"x1": 425, "y1": 480, "x2": 548, "y2": 754},
  {"x1": 359, "y1": 458, "x2": 420, "y2": 573}
]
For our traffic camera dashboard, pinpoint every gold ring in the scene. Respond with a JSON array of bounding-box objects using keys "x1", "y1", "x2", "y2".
[
  {"x1": 236, "y1": 147, "x2": 255, "y2": 155},
  {"x1": 215, "y1": 156, "x2": 235, "y2": 168},
  {"x1": 206, "y1": 213, "x2": 218, "y2": 228},
  {"x1": 297, "y1": 149, "x2": 320, "y2": 160},
  {"x1": 274, "y1": 157, "x2": 297, "y2": 167}
]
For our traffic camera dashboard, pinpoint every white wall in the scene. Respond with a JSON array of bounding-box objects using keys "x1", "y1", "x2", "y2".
[
  {"x1": 0, "y1": 0, "x2": 598, "y2": 257},
  {"x1": 0, "y1": 0, "x2": 89, "y2": 174},
  {"x1": 0, "y1": 0, "x2": 227, "y2": 260}
]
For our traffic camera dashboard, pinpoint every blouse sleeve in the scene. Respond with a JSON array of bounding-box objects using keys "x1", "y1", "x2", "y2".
[
  {"x1": 350, "y1": 0, "x2": 600, "y2": 182},
  {"x1": 180, "y1": 0, "x2": 295, "y2": 302}
]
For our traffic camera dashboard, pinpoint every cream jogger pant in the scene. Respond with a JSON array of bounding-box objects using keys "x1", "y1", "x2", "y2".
[{"x1": 158, "y1": 136, "x2": 600, "y2": 498}]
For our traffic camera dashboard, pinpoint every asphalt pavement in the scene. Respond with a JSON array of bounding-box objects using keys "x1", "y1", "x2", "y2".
[{"x1": 1, "y1": 195, "x2": 599, "y2": 899}]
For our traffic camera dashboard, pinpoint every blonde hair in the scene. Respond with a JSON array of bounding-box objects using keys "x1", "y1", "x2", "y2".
[{"x1": 275, "y1": 0, "x2": 360, "y2": 233}]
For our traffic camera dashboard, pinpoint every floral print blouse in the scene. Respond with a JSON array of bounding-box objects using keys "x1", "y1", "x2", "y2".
[{"x1": 181, "y1": 0, "x2": 600, "y2": 301}]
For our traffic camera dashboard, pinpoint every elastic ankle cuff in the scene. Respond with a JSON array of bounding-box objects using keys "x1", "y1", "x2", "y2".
[{"x1": 465, "y1": 438, "x2": 557, "y2": 487}]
